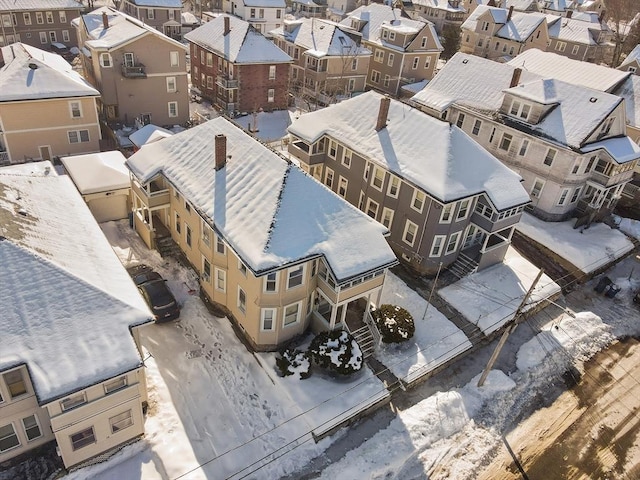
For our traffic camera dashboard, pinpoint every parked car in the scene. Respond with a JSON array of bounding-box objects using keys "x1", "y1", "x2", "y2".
[{"x1": 126, "y1": 264, "x2": 180, "y2": 322}]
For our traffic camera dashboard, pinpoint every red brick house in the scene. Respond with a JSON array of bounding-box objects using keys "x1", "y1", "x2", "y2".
[{"x1": 185, "y1": 14, "x2": 291, "y2": 114}]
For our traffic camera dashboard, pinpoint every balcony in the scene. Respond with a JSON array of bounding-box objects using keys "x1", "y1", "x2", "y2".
[
  {"x1": 132, "y1": 179, "x2": 170, "y2": 208},
  {"x1": 216, "y1": 75, "x2": 239, "y2": 89},
  {"x1": 121, "y1": 64, "x2": 147, "y2": 78},
  {"x1": 589, "y1": 169, "x2": 633, "y2": 188}
]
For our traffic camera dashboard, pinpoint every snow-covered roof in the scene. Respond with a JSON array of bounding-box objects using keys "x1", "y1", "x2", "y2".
[
  {"x1": 545, "y1": 14, "x2": 608, "y2": 45},
  {"x1": 289, "y1": 91, "x2": 530, "y2": 210},
  {"x1": 620, "y1": 44, "x2": 640, "y2": 68},
  {"x1": 243, "y1": 0, "x2": 285, "y2": 7},
  {"x1": 505, "y1": 79, "x2": 622, "y2": 148},
  {"x1": 413, "y1": 53, "x2": 623, "y2": 149},
  {"x1": 341, "y1": 4, "x2": 440, "y2": 51},
  {"x1": 505, "y1": 0, "x2": 538, "y2": 10},
  {"x1": 128, "y1": 124, "x2": 173, "y2": 148},
  {"x1": 126, "y1": 117, "x2": 397, "y2": 282},
  {"x1": 61, "y1": 151, "x2": 130, "y2": 194},
  {"x1": 614, "y1": 75, "x2": 640, "y2": 129},
  {"x1": 270, "y1": 18, "x2": 370, "y2": 57},
  {"x1": 185, "y1": 14, "x2": 291, "y2": 64},
  {"x1": 0, "y1": 0, "x2": 82, "y2": 11},
  {"x1": 580, "y1": 136, "x2": 640, "y2": 164},
  {"x1": 125, "y1": 0, "x2": 182, "y2": 6},
  {"x1": 0, "y1": 162, "x2": 152, "y2": 404},
  {"x1": 400, "y1": 79, "x2": 429, "y2": 94},
  {"x1": 81, "y1": 7, "x2": 185, "y2": 50},
  {"x1": 411, "y1": 0, "x2": 465, "y2": 13},
  {"x1": 181, "y1": 11, "x2": 199, "y2": 25},
  {"x1": 0, "y1": 43, "x2": 99, "y2": 102},
  {"x1": 462, "y1": 5, "x2": 546, "y2": 42},
  {"x1": 508, "y1": 49, "x2": 630, "y2": 93}
]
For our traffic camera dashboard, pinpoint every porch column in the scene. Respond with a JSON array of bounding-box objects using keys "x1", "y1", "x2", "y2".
[
  {"x1": 329, "y1": 304, "x2": 338, "y2": 330},
  {"x1": 339, "y1": 303, "x2": 347, "y2": 326},
  {"x1": 148, "y1": 208, "x2": 154, "y2": 230},
  {"x1": 507, "y1": 226, "x2": 515, "y2": 241},
  {"x1": 362, "y1": 292, "x2": 372, "y2": 323},
  {"x1": 481, "y1": 233, "x2": 490, "y2": 253}
]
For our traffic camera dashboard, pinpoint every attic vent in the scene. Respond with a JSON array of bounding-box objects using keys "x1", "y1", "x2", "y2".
[
  {"x1": 462, "y1": 59, "x2": 468, "y2": 64},
  {"x1": 28, "y1": 63, "x2": 38, "y2": 70},
  {"x1": 589, "y1": 97, "x2": 598, "y2": 103}
]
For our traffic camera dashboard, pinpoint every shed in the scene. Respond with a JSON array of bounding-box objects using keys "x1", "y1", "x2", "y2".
[{"x1": 61, "y1": 151, "x2": 130, "y2": 222}]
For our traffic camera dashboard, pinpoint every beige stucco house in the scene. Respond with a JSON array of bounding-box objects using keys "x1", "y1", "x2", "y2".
[
  {"x1": 74, "y1": 7, "x2": 189, "y2": 129},
  {"x1": 0, "y1": 162, "x2": 153, "y2": 469},
  {"x1": 126, "y1": 117, "x2": 398, "y2": 351},
  {"x1": 412, "y1": 52, "x2": 640, "y2": 226},
  {"x1": 460, "y1": 5, "x2": 549, "y2": 61},
  {"x1": 340, "y1": 4, "x2": 443, "y2": 97},
  {"x1": 288, "y1": 91, "x2": 531, "y2": 276},
  {"x1": 0, "y1": 43, "x2": 100, "y2": 166},
  {"x1": 270, "y1": 18, "x2": 371, "y2": 106}
]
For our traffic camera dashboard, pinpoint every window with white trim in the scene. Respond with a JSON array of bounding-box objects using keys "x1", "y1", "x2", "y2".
[
  {"x1": 543, "y1": 148, "x2": 556, "y2": 166},
  {"x1": 499, "y1": 133, "x2": 513, "y2": 151},
  {"x1": 440, "y1": 204, "x2": 453, "y2": 223},
  {"x1": 100, "y1": 53, "x2": 112, "y2": 67},
  {"x1": 261, "y1": 308, "x2": 276, "y2": 331},
  {"x1": 338, "y1": 176, "x2": 348, "y2": 198},
  {"x1": 61, "y1": 392, "x2": 87, "y2": 411},
  {"x1": 366, "y1": 198, "x2": 379, "y2": 219},
  {"x1": 70, "y1": 427, "x2": 95, "y2": 451},
  {"x1": 216, "y1": 235, "x2": 225, "y2": 254},
  {"x1": 166, "y1": 76, "x2": 176, "y2": 93},
  {"x1": 387, "y1": 175, "x2": 400, "y2": 198},
  {"x1": 170, "y1": 51, "x2": 179, "y2": 67},
  {"x1": 518, "y1": 139, "x2": 529, "y2": 156},
  {"x1": 381, "y1": 207, "x2": 394, "y2": 229},
  {"x1": 238, "y1": 259, "x2": 247, "y2": 276},
  {"x1": 264, "y1": 272, "x2": 278, "y2": 292},
  {"x1": 456, "y1": 112, "x2": 465, "y2": 128},
  {"x1": 238, "y1": 287, "x2": 246, "y2": 313},
  {"x1": 328, "y1": 140, "x2": 337, "y2": 158},
  {"x1": 324, "y1": 167, "x2": 334, "y2": 188},
  {"x1": 509, "y1": 100, "x2": 531, "y2": 120},
  {"x1": 46, "y1": 11, "x2": 54, "y2": 23},
  {"x1": 383, "y1": 75, "x2": 390, "y2": 88},
  {"x1": 68, "y1": 130, "x2": 89, "y2": 143},
  {"x1": 387, "y1": 52, "x2": 394, "y2": 66},
  {"x1": 371, "y1": 70, "x2": 380, "y2": 83},
  {"x1": 374, "y1": 49, "x2": 384, "y2": 63},
  {"x1": 147, "y1": 8, "x2": 155, "y2": 19},
  {"x1": 572, "y1": 45, "x2": 579, "y2": 55},
  {"x1": 371, "y1": 166, "x2": 385, "y2": 190},
  {"x1": 430, "y1": 235, "x2": 445, "y2": 257},
  {"x1": 22, "y1": 415, "x2": 42, "y2": 441},
  {"x1": 0, "y1": 424, "x2": 20, "y2": 452},
  {"x1": 267, "y1": 89, "x2": 275, "y2": 103},
  {"x1": 23, "y1": 13, "x2": 31, "y2": 25},
  {"x1": 186, "y1": 225, "x2": 192, "y2": 247},
  {"x1": 109, "y1": 410, "x2": 133, "y2": 433},
  {"x1": 424, "y1": 57, "x2": 431, "y2": 69},
  {"x1": 402, "y1": 220, "x2": 418, "y2": 246},
  {"x1": 472, "y1": 119, "x2": 482, "y2": 136},
  {"x1": 62, "y1": 30, "x2": 70, "y2": 42},
  {"x1": 269, "y1": 65, "x2": 276, "y2": 79},
  {"x1": 557, "y1": 188, "x2": 570, "y2": 205},
  {"x1": 445, "y1": 231, "x2": 460, "y2": 254},
  {"x1": 175, "y1": 213, "x2": 181, "y2": 234},
  {"x1": 342, "y1": 148, "x2": 351, "y2": 167},
  {"x1": 168, "y1": 102, "x2": 178, "y2": 118},
  {"x1": 411, "y1": 190, "x2": 426, "y2": 213},
  {"x1": 530, "y1": 178, "x2": 545, "y2": 198},
  {"x1": 287, "y1": 265, "x2": 305, "y2": 289},
  {"x1": 555, "y1": 41, "x2": 566, "y2": 52},
  {"x1": 283, "y1": 302, "x2": 301, "y2": 327},
  {"x1": 202, "y1": 257, "x2": 211, "y2": 283},
  {"x1": 104, "y1": 376, "x2": 127, "y2": 394},
  {"x1": 36, "y1": 12, "x2": 43, "y2": 24},
  {"x1": 59, "y1": 11, "x2": 66, "y2": 23},
  {"x1": 3, "y1": 369, "x2": 27, "y2": 399},
  {"x1": 215, "y1": 268, "x2": 226, "y2": 292},
  {"x1": 412, "y1": 57, "x2": 419, "y2": 69},
  {"x1": 457, "y1": 199, "x2": 470, "y2": 220},
  {"x1": 570, "y1": 186, "x2": 582, "y2": 203}
]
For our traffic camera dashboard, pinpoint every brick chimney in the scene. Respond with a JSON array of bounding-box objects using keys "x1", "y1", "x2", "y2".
[
  {"x1": 224, "y1": 16, "x2": 230, "y2": 36},
  {"x1": 507, "y1": 5, "x2": 514, "y2": 22},
  {"x1": 375, "y1": 95, "x2": 391, "y2": 132},
  {"x1": 102, "y1": 11, "x2": 109, "y2": 29},
  {"x1": 215, "y1": 134, "x2": 227, "y2": 170},
  {"x1": 510, "y1": 67, "x2": 522, "y2": 88},
  {"x1": 566, "y1": 9, "x2": 573, "y2": 18}
]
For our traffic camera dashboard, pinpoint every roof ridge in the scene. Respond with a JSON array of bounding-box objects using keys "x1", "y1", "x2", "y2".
[{"x1": 263, "y1": 163, "x2": 291, "y2": 253}]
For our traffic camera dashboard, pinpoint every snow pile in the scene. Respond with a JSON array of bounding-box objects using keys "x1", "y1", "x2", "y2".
[
  {"x1": 439, "y1": 247, "x2": 561, "y2": 335},
  {"x1": 617, "y1": 216, "x2": 640, "y2": 241},
  {"x1": 377, "y1": 272, "x2": 472, "y2": 384},
  {"x1": 317, "y1": 370, "x2": 515, "y2": 479},
  {"x1": 516, "y1": 312, "x2": 613, "y2": 371},
  {"x1": 233, "y1": 109, "x2": 295, "y2": 142},
  {"x1": 516, "y1": 213, "x2": 634, "y2": 273}
]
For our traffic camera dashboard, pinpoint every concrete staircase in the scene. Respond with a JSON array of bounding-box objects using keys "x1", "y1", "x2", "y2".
[{"x1": 156, "y1": 235, "x2": 181, "y2": 258}]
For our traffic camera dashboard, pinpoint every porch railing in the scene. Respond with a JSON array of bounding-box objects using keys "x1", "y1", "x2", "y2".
[{"x1": 363, "y1": 310, "x2": 382, "y2": 346}]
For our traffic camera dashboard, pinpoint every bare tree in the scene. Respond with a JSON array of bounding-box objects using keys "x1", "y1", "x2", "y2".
[{"x1": 606, "y1": 0, "x2": 640, "y2": 66}]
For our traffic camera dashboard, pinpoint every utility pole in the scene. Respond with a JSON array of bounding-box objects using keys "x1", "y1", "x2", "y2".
[{"x1": 477, "y1": 269, "x2": 544, "y2": 387}]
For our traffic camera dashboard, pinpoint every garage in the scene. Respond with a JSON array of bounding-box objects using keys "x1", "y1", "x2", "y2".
[{"x1": 61, "y1": 151, "x2": 131, "y2": 223}]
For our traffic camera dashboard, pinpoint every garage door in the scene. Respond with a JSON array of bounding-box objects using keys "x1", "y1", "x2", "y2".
[{"x1": 88, "y1": 195, "x2": 128, "y2": 222}]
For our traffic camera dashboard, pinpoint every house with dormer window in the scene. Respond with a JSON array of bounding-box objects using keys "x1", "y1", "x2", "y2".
[
  {"x1": 340, "y1": 4, "x2": 442, "y2": 97},
  {"x1": 0, "y1": 162, "x2": 153, "y2": 469},
  {"x1": 545, "y1": 12, "x2": 614, "y2": 65},
  {"x1": 408, "y1": 0, "x2": 467, "y2": 34},
  {"x1": 120, "y1": 0, "x2": 183, "y2": 39},
  {"x1": 270, "y1": 18, "x2": 371, "y2": 106},
  {"x1": 460, "y1": 5, "x2": 549, "y2": 61},
  {"x1": 411, "y1": 53, "x2": 640, "y2": 226},
  {"x1": 126, "y1": 116, "x2": 397, "y2": 351},
  {"x1": 287, "y1": 91, "x2": 531, "y2": 276}
]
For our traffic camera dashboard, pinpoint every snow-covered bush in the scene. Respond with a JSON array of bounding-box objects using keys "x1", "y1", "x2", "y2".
[
  {"x1": 276, "y1": 348, "x2": 311, "y2": 379},
  {"x1": 309, "y1": 330, "x2": 363, "y2": 375},
  {"x1": 373, "y1": 304, "x2": 415, "y2": 343}
]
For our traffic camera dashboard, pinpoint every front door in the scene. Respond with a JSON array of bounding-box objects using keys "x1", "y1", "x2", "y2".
[{"x1": 39, "y1": 146, "x2": 52, "y2": 161}]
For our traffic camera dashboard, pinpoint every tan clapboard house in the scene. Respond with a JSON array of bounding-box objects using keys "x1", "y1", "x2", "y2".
[
  {"x1": 126, "y1": 117, "x2": 398, "y2": 351},
  {"x1": 340, "y1": 4, "x2": 443, "y2": 97},
  {"x1": 0, "y1": 0, "x2": 83, "y2": 49},
  {"x1": 288, "y1": 91, "x2": 531, "y2": 276},
  {"x1": 119, "y1": 0, "x2": 183, "y2": 39},
  {"x1": 0, "y1": 163, "x2": 153, "y2": 469},
  {"x1": 74, "y1": 7, "x2": 189, "y2": 128},
  {"x1": 0, "y1": 43, "x2": 100, "y2": 166}
]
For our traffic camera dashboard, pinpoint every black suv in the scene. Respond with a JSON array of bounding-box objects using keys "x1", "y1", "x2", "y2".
[{"x1": 127, "y1": 265, "x2": 180, "y2": 322}]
